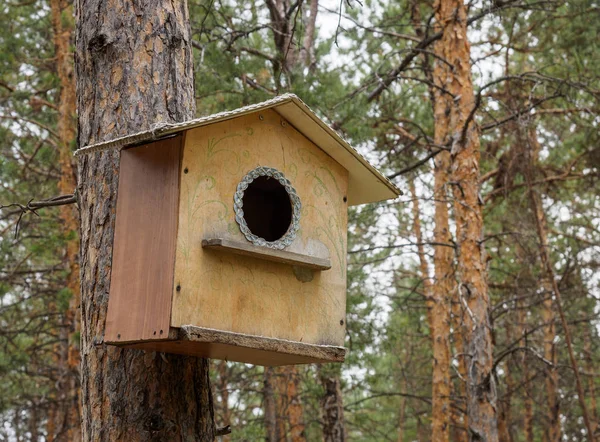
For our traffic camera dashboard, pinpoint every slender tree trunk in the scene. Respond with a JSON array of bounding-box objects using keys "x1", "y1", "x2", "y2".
[
  {"x1": 75, "y1": 0, "x2": 214, "y2": 440},
  {"x1": 409, "y1": 177, "x2": 452, "y2": 441},
  {"x1": 300, "y1": 0, "x2": 318, "y2": 69},
  {"x1": 319, "y1": 368, "x2": 346, "y2": 442},
  {"x1": 50, "y1": 0, "x2": 81, "y2": 439},
  {"x1": 397, "y1": 377, "x2": 407, "y2": 442},
  {"x1": 277, "y1": 366, "x2": 306, "y2": 442},
  {"x1": 497, "y1": 319, "x2": 513, "y2": 442},
  {"x1": 434, "y1": 0, "x2": 499, "y2": 438},
  {"x1": 429, "y1": 1, "x2": 468, "y2": 440},
  {"x1": 541, "y1": 280, "x2": 560, "y2": 442},
  {"x1": 264, "y1": 367, "x2": 280, "y2": 442},
  {"x1": 525, "y1": 129, "x2": 594, "y2": 439},
  {"x1": 516, "y1": 298, "x2": 534, "y2": 442},
  {"x1": 584, "y1": 326, "x2": 599, "y2": 433}
]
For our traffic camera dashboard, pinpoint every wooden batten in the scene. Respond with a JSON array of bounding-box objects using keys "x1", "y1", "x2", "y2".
[
  {"x1": 122, "y1": 326, "x2": 346, "y2": 366},
  {"x1": 105, "y1": 137, "x2": 182, "y2": 344},
  {"x1": 202, "y1": 238, "x2": 331, "y2": 270}
]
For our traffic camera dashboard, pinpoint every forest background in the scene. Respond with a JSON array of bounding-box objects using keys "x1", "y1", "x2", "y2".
[{"x1": 0, "y1": 0, "x2": 599, "y2": 440}]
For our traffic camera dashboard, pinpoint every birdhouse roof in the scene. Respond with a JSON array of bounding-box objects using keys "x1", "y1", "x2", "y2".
[{"x1": 74, "y1": 94, "x2": 401, "y2": 205}]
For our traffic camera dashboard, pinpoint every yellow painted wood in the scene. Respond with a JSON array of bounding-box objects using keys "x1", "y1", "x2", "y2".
[{"x1": 171, "y1": 109, "x2": 349, "y2": 347}]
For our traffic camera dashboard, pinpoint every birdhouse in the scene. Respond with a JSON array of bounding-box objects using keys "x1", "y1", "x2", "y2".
[{"x1": 75, "y1": 94, "x2": 400, "y2": 366}]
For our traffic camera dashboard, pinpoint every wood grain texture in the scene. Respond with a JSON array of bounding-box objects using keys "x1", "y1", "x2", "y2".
[
  {"x1": 202, "y1": 238, "x2": 331, "y2": 270},
  {"x1": 121, "y1": 326, "x2": 346, "y2": 366},
  {"x1": 171, "y1": 109, "x2": 349, "y2": 347},
  {"x1": 105, "y1": 137, "x2": 181, "y2": 343}
]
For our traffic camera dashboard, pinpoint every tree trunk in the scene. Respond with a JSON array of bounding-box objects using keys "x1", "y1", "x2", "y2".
[
  {"x1": 541, "y1": 280, "x2": 560, "y2": 442},
  {"x1": 525, "y1": 128, "x2": 594, "y2": 439},
  {"x1": 50, "y1": 0, "x2": 81, "y2": 439},
  {"x1": 409, "y1": 176, "x2": 452, "y2": 441},
  {"x1": 264, "y1": 367, "x2": 281, "y2": 442},
  {"x1": 435, "y1": 0, "x2": 499, "y2": 438},
  {"x1": 319, "y1": 368, "x2": 346, "y2": 442},
  {"x1": 276, "y1": 366, "x2": 307, "y2": 442},
  {"x1": 584, "y1": 326, "x2": 599, "y2": 433},
  {"x1": 75, "y1": 0, "x2": 214, "y2": 440}
]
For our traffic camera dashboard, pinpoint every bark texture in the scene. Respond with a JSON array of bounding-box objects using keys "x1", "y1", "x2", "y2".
[
  {"x1": 320, "y1": 369, "x2": 346, "y2": 442},
  {"x1": 276, "y1": 366, "x2": 307, "y2": 442},
  {"x1": 435, "y1": 0, "x2": 499, "y2": 439},
  {"x1": 75, "y1": 0, "x2": 214, "y2": 440}
]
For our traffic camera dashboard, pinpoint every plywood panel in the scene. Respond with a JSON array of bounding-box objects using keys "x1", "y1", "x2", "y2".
[
  {"x1": 172, "y1": 109, "x2": 349, "y2": 347},
  {"x1": 105, "y1": 137, "x2": 182, "y2": 343},
  {"x1": 123, "y1": 326, "x2": 346, "y2": 366}
]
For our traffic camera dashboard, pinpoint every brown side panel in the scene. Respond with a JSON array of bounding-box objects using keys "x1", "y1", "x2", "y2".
[{"x1": 105, "y1": 136, "x2": 182, "y2": 343}]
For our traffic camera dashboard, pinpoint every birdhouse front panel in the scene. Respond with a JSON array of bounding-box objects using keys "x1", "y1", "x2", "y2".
[{"x1": 172, "y1": 109, "x2": 349, "y2": 348}]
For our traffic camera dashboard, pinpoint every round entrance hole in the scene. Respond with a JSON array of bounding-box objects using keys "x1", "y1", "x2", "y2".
[
  {"x1": 234, "y1": 167, "x2": 301, "y2": 250},
  {"x1": 242, "y1": 176, "x2": 292, "y2": 242}
]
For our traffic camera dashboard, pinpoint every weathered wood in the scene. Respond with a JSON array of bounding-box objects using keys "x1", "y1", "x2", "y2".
[
  {"x1": 75, "y1": 0, "x2": 214, "y2": 439},
  {"x1": 105, "y1": 137, "x2": 182, "y2": 343},
  {"x1": 172, "y1": 109, "x2": 349, "y2": 347},
  {"x1": 121, "y1": 326, "x2": 346, "y2": 366},
  {"x1": 202, "y1": 238, "x2": 331, "y2": 270}
]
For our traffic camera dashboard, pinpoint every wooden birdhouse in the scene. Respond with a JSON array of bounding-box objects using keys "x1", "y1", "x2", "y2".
[{"x1": 75, "y1": 94, "x2": 400, "y2": 366}]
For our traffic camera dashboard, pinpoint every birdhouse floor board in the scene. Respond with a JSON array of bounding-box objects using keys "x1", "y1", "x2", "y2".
[
  {"x1": 117, "y1": 326, "x2": 346, "y2": 366},
  {"x1": 202, "y1": 238, "x2": 331, "y2": 270}
]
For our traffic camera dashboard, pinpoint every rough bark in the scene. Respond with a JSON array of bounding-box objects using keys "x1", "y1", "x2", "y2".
[
  {"x1": 50, "y1": 0, "x2": 81, "y2": 439},
  {"x1": 276, "y1": 366, "x2": 307, "y2": 442},
  {"x1": 409, "y1": 176, "x2": 452, "y2": 441},
  {"x1": 319, "y1": 368, "x2": 346, "y2": 442},
  {"x1": 264, "y1": 367, "x2": 281, "y2": 442},
  {"x1": 435, "y1": 0, "x2": 499, "y2": 438},
  {"x1": 75, "y1": 0, "x2": 214, "y2": 440}
]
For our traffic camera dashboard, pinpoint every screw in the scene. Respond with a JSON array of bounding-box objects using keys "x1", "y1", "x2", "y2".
[
  {"x1": 281, "y1": 120, "x2": 288, "y2": 127},
  {"x1": 259, "y1": 114, "x2": 264, "y2": 121}
]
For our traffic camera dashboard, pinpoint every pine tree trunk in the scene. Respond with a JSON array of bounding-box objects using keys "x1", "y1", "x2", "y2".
[
  {"x1": 75, "y1": 0, "x2": 214, "y2": 440},
  {"x1": 319, "y1": 369, "x2": 346, "y2": 442},
  {"x1": 434, "y1": 0, "x2": 499, "y2": 438},
  {"x1": 584, "y1": 326, "x2": 599, "y2": 433},
  {"x1": 541, "y1": 280, "x2": 560, "y2": 442},
  {"x1": 50, "y1": 0, "x2": 81, "y2": 439},
  {"x1": 525, "y1": 128, "x2": 594, "y2": 439},
  {"x1": 277, "y1": 366, "x2": 306, "y2": 442},
  {"x1": 264, "y1": 367, "x2": 282, "y2": 442}
]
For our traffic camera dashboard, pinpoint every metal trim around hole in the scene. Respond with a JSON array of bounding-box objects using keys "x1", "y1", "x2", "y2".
[{"x1": 233, "y1": 166, "x2": 301, "y2": 250}]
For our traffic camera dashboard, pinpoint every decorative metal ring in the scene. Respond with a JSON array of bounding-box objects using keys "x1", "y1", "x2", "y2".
[{"x1": 234, "y1": 166, "x2": 301, "y2": 250}]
